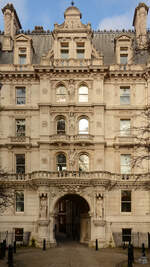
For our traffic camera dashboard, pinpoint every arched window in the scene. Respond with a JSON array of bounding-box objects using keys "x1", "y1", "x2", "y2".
[
  {"x1": 56, "y1": 85, "x2": 67, "y2": 103},
  {"x1": 57, "y1": 117, "x2": 65, "y2": 134},
  {"x1": 79, "y1": 154, "x2": 89, "y2": 172},
  {"x1": 56, "y1": 154, "x2": 66, "y2": 171},
  {"x1": 78, "y1": 85, "x2": 88, "y2": 102},
  {"x1": 79, "y1": 118, "x2": 89, "y2": 134}
]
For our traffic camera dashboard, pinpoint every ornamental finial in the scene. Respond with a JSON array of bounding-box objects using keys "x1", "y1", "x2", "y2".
[{"x1": 71, "y1": 1, "x2": 74, "y2": 6}]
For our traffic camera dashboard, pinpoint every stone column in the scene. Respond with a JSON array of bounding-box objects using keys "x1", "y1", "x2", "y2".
[{"x1": 49, "y1": 212, "x2": 57, "y2": 247}]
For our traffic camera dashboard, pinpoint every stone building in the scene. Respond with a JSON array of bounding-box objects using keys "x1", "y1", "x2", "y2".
[{"x1": 0, "y1": 2, "x2": 150, "y2": 248}]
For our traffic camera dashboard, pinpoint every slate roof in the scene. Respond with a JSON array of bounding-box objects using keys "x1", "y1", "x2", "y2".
[{"x1": 0, "y1": 31, "x2": 149, "y2": 65}]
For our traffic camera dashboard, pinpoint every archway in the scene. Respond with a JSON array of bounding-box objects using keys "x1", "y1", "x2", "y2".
[{"x1": 54, "y1": 194, "x2": 90, "y2": 243}]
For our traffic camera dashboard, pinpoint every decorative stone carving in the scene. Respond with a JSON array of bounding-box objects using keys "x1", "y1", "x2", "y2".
[
  {"x1": 39, "y1": 193, "x2": 48, "y2": 219},
  {"x1": 96, "y1": 193, "x2": 104, "y2": 218},
  {"x1": 69, "y1": 112, "x2": 75, "y2": 131},
  {"x1": 69, "y1": 149, "x2": 77, "y2": 170},
  {"x1": 68, "y1": 80, "x2": 75, "y2": 98}
]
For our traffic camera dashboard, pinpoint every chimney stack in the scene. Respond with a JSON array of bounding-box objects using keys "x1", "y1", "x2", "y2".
[
  {"x1": 133, "y1": 2, "x2": 149, "y2": 48},
  {"x1": 2, "y1": 3, "x2": 22, "y2": 50}
]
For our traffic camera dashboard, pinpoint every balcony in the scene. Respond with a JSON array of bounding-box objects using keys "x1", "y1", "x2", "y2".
[
  {"x1": 50, "y1": 134, "x2": 70, "y2": 145},
  {"x1": 1, "y1": 171, "x2": 150, "y2": 185},
  {"x1": 8, "y1": 136, "x2": 31, "y2": 147},
  {"x1": 74, "y1": 134, "x2": 94, "y2": 145},
  {"x1": 49, "y1": 134, "x2": 94, "y2": 145}
]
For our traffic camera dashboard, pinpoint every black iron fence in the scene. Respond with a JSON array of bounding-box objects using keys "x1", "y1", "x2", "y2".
[
  {"x1": 113, "y1": 232, "x2": 149, "y2": 248},
  {"x1": 0, "y1": 232, "x2": 31, "y2": 247}
]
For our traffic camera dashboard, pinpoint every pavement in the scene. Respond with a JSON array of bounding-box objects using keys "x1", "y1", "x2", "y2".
[{"x1": 0, "y1": 242, "x2": 150, "y2": 267}]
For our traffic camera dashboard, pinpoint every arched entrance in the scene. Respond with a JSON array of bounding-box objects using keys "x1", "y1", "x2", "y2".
[{"x1": 54, "y1": 194, "x2": 90, "y2": 243}]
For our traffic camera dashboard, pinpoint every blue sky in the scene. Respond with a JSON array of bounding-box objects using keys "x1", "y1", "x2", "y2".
[{"x1": 0, "y1": 0, "x2": 150, "y2": 31}]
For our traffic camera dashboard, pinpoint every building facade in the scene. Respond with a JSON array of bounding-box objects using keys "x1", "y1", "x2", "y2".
[{"x1": 0, "y1": 2, "x2": 150, "y2": 247}]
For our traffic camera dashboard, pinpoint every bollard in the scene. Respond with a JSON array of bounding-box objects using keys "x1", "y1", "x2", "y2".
[
  {"x1": 96, "y1": 239, "x2": 98, "y2": 251},
  {"x1": 13, "y1": 241, "x2": 16, "y2": 254},
  {"x1": 3, "y1": 240, "x2": 6, "y2": 258},
  {"x1": 43, "y1": 239, "x2": 46, "y2": 251},
  {"x1": 8, "y1": 245, "x2": 13, "y2": 267},
  {"x1": 128, "y1": 244, "x2": 133, "y2": 267},
  {"x1": 142, "y1": 243, "x2": 146, "y2": 257}
]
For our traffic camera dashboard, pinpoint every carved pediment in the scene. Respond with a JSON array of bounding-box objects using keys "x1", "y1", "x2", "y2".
[
  {"x1": 115, "y1": 34, "x2": 132, "y2": 42},
  {"x1": 15, "y1": 34, "x2": 31, "y2": 42}
]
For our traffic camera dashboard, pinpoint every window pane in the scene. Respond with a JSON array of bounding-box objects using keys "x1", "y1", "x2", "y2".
[
  {"x1": 79, "y1": 119, "x2": 89, "y2": 134},
  {"x1": 57, "y1": 154, "x2": 66, "y2": 171},
  {"x1": 120, "y1": 88, "x2": 130, "y2": 105},
  {"x1": 121, "y1": 190, "x2": 131, "y2": 212},
  {"x1": 57, "y1": 119, "x2": 65, "y2": 134},
  {"x1": 16, "y1": 88, "x2": 26, "y2": 105},
  {"x1": 79, "y1": 154, "x2": 89, "y2": 172},
  {"x1": 120, "y1": 120, "x2": 130, "y2": 136},
  {"x1": 56, "y1": 86, "x2": 66, "y2": 103},
  {"x1": 61, "y1": 50, "x2": 69, "y2": 59},
  {"x1": 120, "y1": 54, "x2": 128, "y2": 64},
  {"x1": 121, "y1": 154, "x2": 131, "y2": 174},
  {"x1": 19, "y1": 55, "x2": 26, "y2": 65},
  {"x1": 16, "y1": 119, "x2": 25, "y2": 136},
  {"x1": 15, "y1": 228, "x2": 24, "y2": 241},
  {"x1": 16, "y1": 192, "x2": 24, "y2": 212},
  {"x1": 79, "y1": 86, "x2": 88, "y2": 102},
  {"x1": 16, "y1": 154, "x2": 25, "y2": 174},
  {"x1": 122, "y1": 228, "x2": 131, "y2": 242},
  {"x1": 77, "y1": 50, "x2": 84, "y2": 59}
]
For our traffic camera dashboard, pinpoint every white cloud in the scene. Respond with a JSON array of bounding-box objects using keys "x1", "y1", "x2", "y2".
[
  {"x1": 98, "y1": 8, "x2": 150, "y2": 31},
  {"x1": 98, "y1": 12, "x2": 134, "y2": 30},
  {"x1": 0, "y1": 0, "x2": 28, "y2": 30}
]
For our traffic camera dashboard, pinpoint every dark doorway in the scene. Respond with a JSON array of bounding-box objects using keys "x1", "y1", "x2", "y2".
[{"x1": 54, "y1": 194, "x2": 90, "y2": 243}]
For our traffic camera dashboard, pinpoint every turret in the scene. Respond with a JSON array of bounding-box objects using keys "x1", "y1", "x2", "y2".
[{"x1": 2, "y1": 3, "x2": 22, "y2": 50}]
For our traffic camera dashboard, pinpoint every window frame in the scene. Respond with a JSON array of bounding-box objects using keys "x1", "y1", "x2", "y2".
[
  {"x1": 56, "y1": 153, "x2": 67, "y2": 171},
  {"x1": 19, "y1": 48, "x2": 27, "y2": 65},
  {"x1": 121, "y1": 190, "x2": 131, "y2": 213},
  {"x1": 76, "y1": 42, "x2": 85, "y2": 59},
  {"x1": 122, "y1": 228, "x2": 132, "y2": 243},
  {"x1": 16, "y1": 87, "x2": 26, "y2": 105},
  {"x1": 78, "y1": 118, "x2": 89, "y2": 135},
  {"x1": 120, "y1": 119, "x2": 131, "y2": 136},
  {"x1": 56, "y1": 85, "x2": 67, "y2": 103},
  {"x1": 15, "y1": 191, "x2": 24, "y2": 213},
  {"x1": 120, "y1": 154, "x2": 131, "y2": 174},
  {"x1": 78, "y1": 85, "x2": 88, "y2": 102},
  {"x1": 120, "y1": 87, "x2": 130, "y2": 105},
  {"x1": 16, "y1": 154, "x2": 25, "y2": 174},
  {"x1": 56, "y1": 117, "x2": 66, "y2": 135}
]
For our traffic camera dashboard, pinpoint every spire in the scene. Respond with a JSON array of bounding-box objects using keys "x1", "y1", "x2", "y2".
[{"x1": 71, "y1": 1, "x2": 74, "y2": 6}]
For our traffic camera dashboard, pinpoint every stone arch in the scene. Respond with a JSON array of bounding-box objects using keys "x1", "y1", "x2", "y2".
[{"x1": 53, "y1": 193, "x2": 91, "y2": 243}]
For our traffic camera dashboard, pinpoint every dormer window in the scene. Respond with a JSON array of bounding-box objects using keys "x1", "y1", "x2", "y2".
[
  {"x1": 120, "y1": 47, "x2": 128, "y2": 64},
  {"x1": 61, "y1": 42, "x2": 69, "y2": 59},
  {"x1": 115, "y1": 35, "x2": 133, "y2": 65},
  {"x1": 76, "y1": 42, "x2": 84, "y2": 59},
  {"x1": 19, "y1": 48, "x2": 27, "y2": 64}
]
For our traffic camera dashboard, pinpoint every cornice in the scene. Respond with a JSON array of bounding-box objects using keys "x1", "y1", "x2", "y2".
[{"x1": 1, "y1": 177, "x2": 149, "y2": 191}]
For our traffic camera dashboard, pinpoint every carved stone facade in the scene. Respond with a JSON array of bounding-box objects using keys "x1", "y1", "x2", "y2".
[{"x1": 0, "y1": 2, "x2": 150, "y2": 248}]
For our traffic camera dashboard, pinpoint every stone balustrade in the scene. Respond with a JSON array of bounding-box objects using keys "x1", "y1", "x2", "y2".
[
  {"x1": 1, "y1": 170, "x2": 150, "y2": 182},
  {"x1": 53, "y1": 58, "x2": 91, "y2": 67}
]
